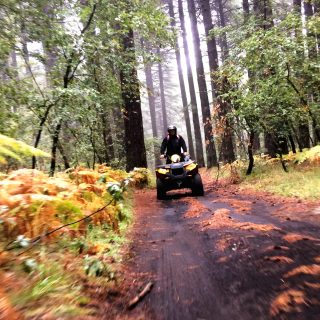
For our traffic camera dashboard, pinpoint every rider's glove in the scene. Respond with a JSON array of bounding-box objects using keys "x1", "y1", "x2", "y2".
[{"x1": 160, "y1": 154, "x2": 165, "y2": 159}]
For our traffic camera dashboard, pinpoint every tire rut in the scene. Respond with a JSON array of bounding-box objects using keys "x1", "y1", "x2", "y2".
[{"x1": 129, "y1": 189, "x2": 320, "y2": 320}]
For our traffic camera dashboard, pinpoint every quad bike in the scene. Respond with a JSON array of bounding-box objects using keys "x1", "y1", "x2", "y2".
[{"x1": 155, "y1": 154, "x2": 204, "y2": 200}]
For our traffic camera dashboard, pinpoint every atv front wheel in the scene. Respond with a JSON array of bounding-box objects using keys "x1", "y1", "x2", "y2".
[
  {"x1": 156, "y1": 178, "x2": 166, "y2": 200},
  {"x1": 191, "y1": 173, "x2": 204, "y2": 196}
]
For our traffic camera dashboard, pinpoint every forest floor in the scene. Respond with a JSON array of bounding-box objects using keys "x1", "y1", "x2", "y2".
[{"x1": 96, "y1": 172, "x2": 320, "y2": 320}]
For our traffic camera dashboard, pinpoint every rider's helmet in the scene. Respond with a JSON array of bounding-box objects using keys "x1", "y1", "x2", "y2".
[{"x1": 167, "y1": 125, "x2": 177, "y2": 134}]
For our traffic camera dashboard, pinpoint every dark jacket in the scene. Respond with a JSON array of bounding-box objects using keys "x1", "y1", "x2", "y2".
[{"x1": 160, "y1": 135, "x2": 187, "y2": 156}]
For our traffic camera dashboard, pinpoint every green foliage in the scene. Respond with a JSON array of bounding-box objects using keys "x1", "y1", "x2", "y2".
[
  {"x1": 241, "y1": 163, "x2": 320, "y2": 200},
  {"x1": 216, "y1": 147, "x2": 320, "y2": 199},
  {"x1": 283, "y1": 145, "x2": 320, "y2": 165},
  {"x1": 107, "y1": 179, "x2": 131, "y2": 201},
  {"x1": 53, "y1": 200, "x2": 83, "y2": 226},
  {"x1": 0, "y1": 0, "x2": 174, "y2": 171},
  {"x1": 83, "y1": 255, "x2": 115, "y2": 279},
  {"x1": 0, "y1": 134, "x2": 50, "y2": 164},
  {"x1": 216, "y1": 13, "x2": 320, "y2": 143},
  {"x1": 13, "y1": 261, "x2": 79, "y2": 304}
]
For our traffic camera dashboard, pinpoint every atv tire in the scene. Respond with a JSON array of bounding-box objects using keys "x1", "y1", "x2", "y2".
[
  {"x1": 191, "y1": 173, "x2": 204, "y2": 196},
  {"x1": 156, "y1": 178, "x2": 166, "y2": 200}
]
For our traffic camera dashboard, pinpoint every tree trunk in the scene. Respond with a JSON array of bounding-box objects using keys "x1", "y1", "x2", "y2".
[
  {"x1": 291, "y1": 0, "x2": 310, "y2": 148},
  {"x1": 50, "y1": 120, "x2": 62, "y2": 176},
  {"x1": 242, "y1": 0, "x2": 260, "y2": 164},
  {"x1": 264, "y1": 132, "x2": 277, "y2": 158},
  {"x1": 304, "y1": 0, "x2": 316, "y2": 58},
  {"x1": 50, "y1": 56, "x2": 71, "y2": 176},
  {"x1": 168, "y1": 0, "x2": 195, "y2": 159},
  {"x1": 253, "y1": 0, "x2": 274, "y2": 29},
  {"x1": 120, "y1": 29, "x2": 147, "y2": 171},
  {"x1": 89, "y1": 126, "x2": 103, "y2": 167},
  {"x1": 141, "y1": 40, "x2": 157, "y2": 138},
  {"x1": 298, "y1": 124, "x2": 311, "y2": 148},
  {"x1": 50, "y1": 3, "x2": 97, "y2": 175},
  {"x1": 57, "y1": 141, "x2": 70, "y2": 170},
  {"x1": 141, "y1": 40, "x2": 158, "y2": 167},
  {"x1": 293, "y1": 0, "x2": 301, "y2": 11},
  {"x1": 101, "y1": 111, "x2": 115, "y2": 163},
  {"x1": 112, "y1": 106, "x2": 126, "y2": 162},
  {"x1": 304, "y1": 1, "x2": 319, "y2": 144},
  {"x1": 178, "y1": 0, "x2": 204, "y2": 166},
  {"x1": 32, "y1": 104, "x2": 54, "y2": 169},
  {"x1": 187, "y1": 0, "x2": 218, "y2": 167},
  {"x1": 201, "y1": 0, "x2": 235, "y2": 164},
  {"x1": 253, "y1": 0, "x2": 277, "y2": 157},
  {"x1": 35, "y1": 49, "x2": 58, "y2": 167},
  {"x1": 314, "y1": 2, "x2": 320, "y2": 51},
  {"x1": 246, "y1": 131, "x2": 254, "y2": 175},
  {"x1": 216, "y1": 0, "x2": 229, "y2": 61},
  {"x1": 20, "y1": 22, "x2": 31, "y2": 76},
  {"x1": 243, "y1": 0, "x2": 250, "y2": 17},
  {"x1": 199, "y1": 0, "x2": 218, "y2": 100},
  {"x1": 157, "y1": 47, "x2": 168, "y2": 136},
  {"x1": 252, "y1": 134, "x2": 260, "y2": 152},
  {"x1": 288, "y1": 133, "x2": 297, "y2": 153}
]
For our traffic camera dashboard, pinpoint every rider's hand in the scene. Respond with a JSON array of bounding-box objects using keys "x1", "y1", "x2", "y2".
[
  {"x1": 160, "y1": 154, "x2": 165, "y2": 159},
  {"x1": 183, "y1": 152, "x2": 188, "y2": 156}
]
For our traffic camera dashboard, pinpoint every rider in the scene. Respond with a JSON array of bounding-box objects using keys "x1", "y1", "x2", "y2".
[{"x1": 160, "y1": 125, "x2": 188, "y2": 164}]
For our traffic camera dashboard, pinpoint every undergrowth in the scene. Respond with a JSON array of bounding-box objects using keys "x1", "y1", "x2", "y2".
[
  {"x1": 215, "y1": 146, "x2": 320, "y2": 200},
  {"x1": 0, "y1": 166, "x2": 145, "y2": 319}
]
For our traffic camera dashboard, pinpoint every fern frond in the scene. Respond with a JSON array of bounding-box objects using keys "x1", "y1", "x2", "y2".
[
  {"x1": 0, "y1": 134, "x2": 50, "y2": 163},
  {"x1": 0, "y1": 146, "x2": 22, "y2": 161}
]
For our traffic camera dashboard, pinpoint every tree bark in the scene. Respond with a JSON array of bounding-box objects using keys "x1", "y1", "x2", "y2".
[
  {"x1": 50, "y1": 120, "x2": 62, "y2": 176},
  {"x1": 246, "y1": 131, "x2": 254, "y2": 175},
  {"x1": 288, "y1": 133, "x2": 297, "y2": 154},
  {"x1": 157, "y1": 47, "x2": 168, "y2": 136},
  {"x1": 20, "y1": 22, "x2": 31, "y2": 76},
  {"x1": 168, "y1": 0, "x2": 195, "y2": 159},
  {"x1": 187, "y1": 0, "x2": 218, "y2": 167},
  {"x1": 242, "y1": 0, "x2": 250, "y2": 18},
  {"x1": 57, "y1": 141, "x2": 70, "y2": 170},
  {"x1": 201, "y1": 0, "x2": 235, "y2": 164},
  {"x1": 112, "y1": 106, "x2": 126, "y2": 162},
  {"x1": 292, "y1": 0, "x2": 310, "y2": 148},
  {"x1": 215, "y1": 0, "x2": 229, "y2": 61},
  {"x1": 314, "y1": 1, "x2": 320, "y2": 51},
  {"x1": 142, "y1": 40, "x2": 157, "y2": 138},
  {"x1": 253, "y1": 0, "x2": 274, "y2": 29},
  {"x1": 178, "y1": 0, "x2": 204, "y2": 166},
  {"x1": 264, "y1": 132, "x2": 277, "y2": 158},
  {"x1": 242, "y1": 0, "x2": 261, "y2": 164},
  {"x1": 121, "y1": 29, "x2": 147, "y2": 171},
  {"x1": 199, "y1": 0, "x2": 218, "y2": 100},
  {"x1": 304, "y1": 0, "x2": 316, "y2": 58},
  {"x1": 32, "y1": 104, "x2": 54, "y2": 169}
]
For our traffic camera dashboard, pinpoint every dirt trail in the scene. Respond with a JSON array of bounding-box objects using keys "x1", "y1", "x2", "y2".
[{"x1": 112, "y1": 180, "x2": 320, "y2": 320}]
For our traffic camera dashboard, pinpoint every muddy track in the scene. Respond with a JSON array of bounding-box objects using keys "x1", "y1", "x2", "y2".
[{"x1": 122, "y1": 183, "x2": 320, "y2": 320}]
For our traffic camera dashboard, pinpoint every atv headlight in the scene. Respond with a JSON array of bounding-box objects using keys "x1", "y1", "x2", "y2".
[
  {"x1": 157, "y1": 168, "x2": 169, "y2": 175},
  {"x1": 170, "y1": 154, "x2": 181, "y2": 163}
]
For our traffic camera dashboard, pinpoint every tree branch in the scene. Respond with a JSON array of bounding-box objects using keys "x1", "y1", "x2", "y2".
[{"x1": 81, "y1": 3, "x2": 97, "y2": 35}]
